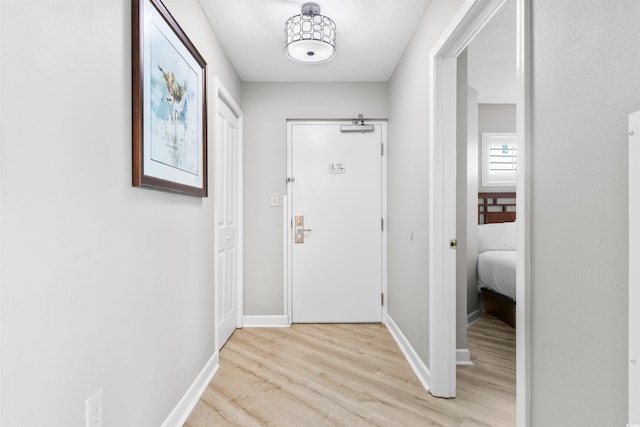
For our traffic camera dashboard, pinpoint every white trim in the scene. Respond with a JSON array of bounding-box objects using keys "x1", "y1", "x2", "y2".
[
  {"x1": 456, "y1": 349, "x2": 473, "y2": 365},
  {"x1": 243, "y1": 315, "x2": 290, "y2": 328},
  {"x1": 384, "y1": 313, "x2": 430, "y2": 392},
  {"x1": 285, "y1": 120, "x2": 387, "y2": 324},
  {"x1": 160, "y1": 352, "x2": 219, "y2": 427},
  {"x1": 286, "y1": 124, "x2": 294, "y2": 325},
  {"x1": 467, "y1": 309, "x2": 480, "y2": 327},
  {"x1": 213, "y1": 77, "x2": 244, "y2": 350},
  {"x1": 0, "y1": 31, "x2": 3, "y2": 414},
  {"x1": 429, "y1": 0, "x2": 506, "y2": 399},
  {"x1": 381, "y1": 126, "x2": 388, "y2": 320},
  {"x1": 283, "y1": 194, "x2": 292, "y2": 325},
  {"x1": 630, "y1": 111, "x2": 640, "y2": 426},
  {"x1": 515, "y1": 1, "x2": 531, "y2": 425}
]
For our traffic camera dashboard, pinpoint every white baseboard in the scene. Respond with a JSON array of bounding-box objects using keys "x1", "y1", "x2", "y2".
[
  {"x1": 161, "y1": 352, "x2": 219, "y2": 427},
  {"x1": 456, "y1": 348, "x2": 473, "y2": 365},
  {"x1": 467, "y1": 309, "x2": 481, "y2": 327},
  {"x1": 384, "y1": 313, "x2": 430, "y2": 392},
  {"x1": 243, "y1": 315, "x2": 290, "y2": 327}
]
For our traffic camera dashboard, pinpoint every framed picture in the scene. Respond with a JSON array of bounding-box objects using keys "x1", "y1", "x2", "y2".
[{"x1": 132, "y1": 0, "x2": 208, "y2": 197}]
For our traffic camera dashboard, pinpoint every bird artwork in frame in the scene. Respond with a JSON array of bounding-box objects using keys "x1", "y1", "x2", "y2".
[{"x1": 132, "y1": 0, "x2": 208, "y2": 197}]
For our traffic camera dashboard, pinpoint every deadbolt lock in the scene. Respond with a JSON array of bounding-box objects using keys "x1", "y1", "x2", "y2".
[{"x1": 450, "y1": 239, "x2": 457, "y2": 249}]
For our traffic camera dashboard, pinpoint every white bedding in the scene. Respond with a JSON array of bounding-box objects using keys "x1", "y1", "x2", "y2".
[{"x1": 477, "y1": 250, "x2": 516, "y2": 301}]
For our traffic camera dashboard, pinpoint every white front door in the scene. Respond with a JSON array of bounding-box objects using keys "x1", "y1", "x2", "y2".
[
  {"x1": 216, "y1": 97, "x2": 241, "y2": 349},
  {"x1": 289, "y1": 121, "x2": 384, "y2": 323}
]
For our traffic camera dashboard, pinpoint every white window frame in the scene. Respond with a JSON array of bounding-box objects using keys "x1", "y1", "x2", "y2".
[{"x1": 482, "y1": 132, "x2": 518, "y2": 187}]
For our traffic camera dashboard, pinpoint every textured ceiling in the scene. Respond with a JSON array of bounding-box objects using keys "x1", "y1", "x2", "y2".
[
  {"x1": 198, "y1": 0, "x2": 432, "y2": 82},
  {"x1": 468, "y1": 0, "x2": 517, "y2": 103},
  {"x1": 197, "y1": 0, "x2": 517, "y2": 103}
]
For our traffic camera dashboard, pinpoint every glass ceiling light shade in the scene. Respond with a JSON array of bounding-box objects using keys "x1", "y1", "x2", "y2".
[{"x1": 285, "y1": 2, "x2": 336, "y2": 64}]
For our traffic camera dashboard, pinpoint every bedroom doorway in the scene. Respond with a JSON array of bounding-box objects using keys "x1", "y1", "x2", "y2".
[
  {"x1": 458, "y1": 0, "x2": 518, "y2": 358},
  {"x1": 428, "y1": 0, "x2": 530, "y2": 424}
]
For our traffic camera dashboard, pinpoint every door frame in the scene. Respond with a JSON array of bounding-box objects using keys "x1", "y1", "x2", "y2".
[
  {"x1": 285, "y1": 119, "x2": 388, "y2": 325},
  {"x1": 629, "y1": 111, "x2": 640, "y2": 425},
  {"x1": 213, "y1": 77, "x2": 244, "y2": 351},
  {"x1": 428, "y1": 0, "x2": 530, "y2": 424}
]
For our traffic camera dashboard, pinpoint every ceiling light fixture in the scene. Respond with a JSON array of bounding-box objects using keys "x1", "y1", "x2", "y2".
[{"x1": 284, "y1": 2, "x2": 336, "y2": 64}]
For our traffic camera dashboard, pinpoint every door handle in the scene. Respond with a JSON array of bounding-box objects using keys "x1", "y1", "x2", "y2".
[{"x1": 294, "y1": 215, "x2": 312, "y2": 244}]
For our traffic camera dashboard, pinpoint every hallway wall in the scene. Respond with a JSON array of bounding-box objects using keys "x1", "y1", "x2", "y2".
[
  {"x1": 529, "y1": 0, "x2": 640, "y2": 424},
  {"x1": 387, "y1": 0, "x2": 467, "y2": 368},
  {"x1": 242, "y1": 82, "x2": 389, "y2": 316},
  {"x1": 0, "y1": 0, "x2": 240, "y2": 425}
]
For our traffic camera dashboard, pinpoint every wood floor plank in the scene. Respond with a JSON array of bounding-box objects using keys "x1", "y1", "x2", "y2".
[{"x1": 184, "y1": 315, "x2": 515, "y2": 426}]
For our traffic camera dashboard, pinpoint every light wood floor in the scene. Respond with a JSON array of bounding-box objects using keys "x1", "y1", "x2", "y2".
[{"x1": 185, "y1": 315, "x2": 515, "y2": 426}]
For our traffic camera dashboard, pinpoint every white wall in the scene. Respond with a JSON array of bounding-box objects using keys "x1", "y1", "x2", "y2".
[
  {"x1": 530, "y1": 0, "x2": 640, "y2": 424},
  {"x1": 0, "y1": 1, "x2": 241, "y2": 425},
  {"x1": 387, "y1": 0, "x2": 466, "y2": 366},
  {"x1": 242, "y1": 83, "x2": 389, "y2": 316},
  {"x1": 466, "y1": 0, "x2": 517, "y2": 105}
]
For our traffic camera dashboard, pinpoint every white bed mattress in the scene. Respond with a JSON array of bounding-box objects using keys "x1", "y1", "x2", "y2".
[{"x1": 477, "y1": 250, "x2": 516, "y2": 301}]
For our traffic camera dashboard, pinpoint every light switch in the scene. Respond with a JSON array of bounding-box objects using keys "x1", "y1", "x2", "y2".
[{"x1": 270, "y1": 193, "x2": 280, "y2": 207}]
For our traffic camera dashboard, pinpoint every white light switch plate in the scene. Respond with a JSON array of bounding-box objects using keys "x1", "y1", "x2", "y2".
[{"x1": 270, "y1": 193, "x2": 280, "y2": 207}]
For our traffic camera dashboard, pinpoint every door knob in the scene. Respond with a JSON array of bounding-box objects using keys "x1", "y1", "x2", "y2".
[{"x1": 294, "y1": 215, "x2": 312, "y2": 243}]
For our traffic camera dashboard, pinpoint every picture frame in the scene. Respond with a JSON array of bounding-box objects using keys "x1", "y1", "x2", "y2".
[{"x1": 132, "y1": 0, "x2": 208, "y2": 197}]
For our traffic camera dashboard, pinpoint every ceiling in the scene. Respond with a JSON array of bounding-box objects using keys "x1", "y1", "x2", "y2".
[
  {"x1": 467, "y1": 0, "x2": 517, "y2": 103},
  {"x1": 197, "y1": 0, "x2": 517, "y2": 103},
  {"x1": 197, "y1": 0, "x2": 432, "y2": 82}
]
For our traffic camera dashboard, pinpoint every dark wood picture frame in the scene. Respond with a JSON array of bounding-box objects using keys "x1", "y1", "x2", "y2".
[{"x1": 132, "y1": 0, "x2": 208, "y2": 197}]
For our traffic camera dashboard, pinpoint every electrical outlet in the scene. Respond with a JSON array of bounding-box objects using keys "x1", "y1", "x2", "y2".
[
  {"x1": 86, "y1": 388, "x2": 103, "y2": 427},
  {"x1": 270, "y1": 193, "x2": 280, "y2": 207}
]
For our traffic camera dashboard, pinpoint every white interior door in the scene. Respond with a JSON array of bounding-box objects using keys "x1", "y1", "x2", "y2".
[
  {"x1": 290, "y1": 121, "x2": 383, "y2": 323},
  {"x1": 216, "y1": 98, "x2": 240, "y2": 349},
  {"x1": 629, "y1": 111, "x2": 640, "y2": 425}
]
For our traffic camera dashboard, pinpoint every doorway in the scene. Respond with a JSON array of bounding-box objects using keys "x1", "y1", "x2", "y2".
[
  {"x1": 286, "y1": 120, "x2": 387, "y2": 323},
  {"x1": 428, "y1": 0, "x2": 530, "y2": 424}
]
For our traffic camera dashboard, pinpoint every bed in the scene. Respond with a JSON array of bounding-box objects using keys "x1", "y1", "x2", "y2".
[{"x1": 477, "y1": 192, "x2": 516, "y2": 328}]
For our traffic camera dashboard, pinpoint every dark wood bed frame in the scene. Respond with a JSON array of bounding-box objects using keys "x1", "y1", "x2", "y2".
[
  {"x1": 478, "y1": 192, "x2": 516, "y2": 225},
  {"x1": 478, "y1": 192, "x2": 516, "y2": 328}
]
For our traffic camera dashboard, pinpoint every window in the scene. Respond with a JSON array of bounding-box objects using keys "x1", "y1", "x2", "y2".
[{"x1": 481, "y1": 132, "x2": 517, "y2": 187}]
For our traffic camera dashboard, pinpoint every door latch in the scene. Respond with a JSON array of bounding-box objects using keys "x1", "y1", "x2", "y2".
[
  {"x1": 449, "y1": 239, "x2": 457, "y2": 249},
  {"x1": 294, "y1": 215, "x2": 312, "y2": 244}
]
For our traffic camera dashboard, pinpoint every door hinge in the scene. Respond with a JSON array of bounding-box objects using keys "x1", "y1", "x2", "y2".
[
  {"x1": 381, "y1": 217, "x2": 384, "y2": 231},
  {"x1": 381, "y1": 293, "x2": 384, "y2": 306},
  {"x1": 380, "y1": 143, "x2": 384, "y2": 156}
]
